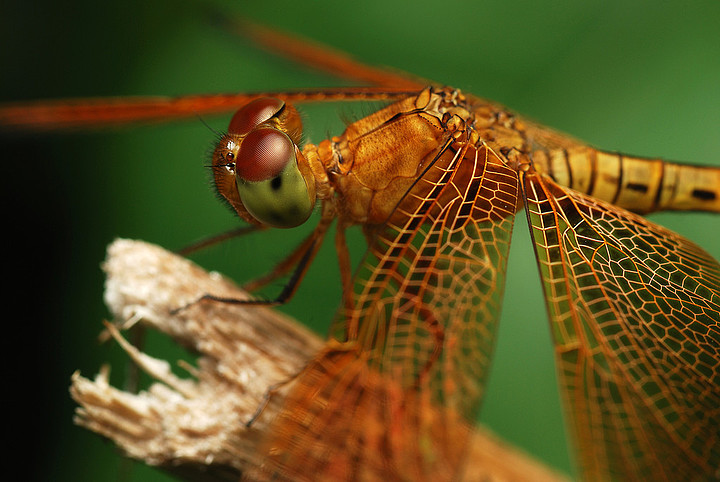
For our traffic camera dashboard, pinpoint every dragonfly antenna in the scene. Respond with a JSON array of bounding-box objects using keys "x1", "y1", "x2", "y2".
[{"x1": 196, "y1": 113, "x2": 222, "y2": 137}]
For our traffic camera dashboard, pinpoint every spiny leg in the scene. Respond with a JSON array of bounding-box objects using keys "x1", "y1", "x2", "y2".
[
  {"x1": 242, "y1": 230, "x2": 318, "y2": 293},
  {"x1": 334, "y1": 221, "x2": 356, "y2": 315},
  {"x1": 172, "y1": 210, "x2": 334, "y2": 313},
  {"x1": 176, "y1": 225, "x2": 262, "y2": 256}
]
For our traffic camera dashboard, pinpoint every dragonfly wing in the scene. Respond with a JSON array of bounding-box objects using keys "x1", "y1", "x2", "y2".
[
  {"x1": 344, "y1": 142, "x2": 519, "y2": 419},
  {"x1": 0, "y1": 88, "x2": 418, "y2": 131},
  {"x1": 522, "y1": 169, "x2": 720, "y2": 481},
  {"x1": 252, "y1": 143, "x2": 519, "y2": 481},
  {"x1": 222, "y1": 17, "x2": 429, "y2": 90}
]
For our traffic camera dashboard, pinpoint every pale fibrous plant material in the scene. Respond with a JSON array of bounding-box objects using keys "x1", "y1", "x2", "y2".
[{"x1": 70, "y1": 239, "x2": 568, "y2": 481}]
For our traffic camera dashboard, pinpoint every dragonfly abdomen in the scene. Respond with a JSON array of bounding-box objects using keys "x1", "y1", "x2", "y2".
[{"x1": 538, "y1": 146, "x2": 720, "y2": 213}]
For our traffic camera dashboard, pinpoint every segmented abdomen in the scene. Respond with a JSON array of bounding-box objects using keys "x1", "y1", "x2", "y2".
[{"x1": 532, "y1": 146, "x2": 720, "y2": 214}]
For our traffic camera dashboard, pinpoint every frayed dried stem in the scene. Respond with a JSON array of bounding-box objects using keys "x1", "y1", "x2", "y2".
[{"x1": 69, "y1": 238, "x2": 568, "y2": 481}]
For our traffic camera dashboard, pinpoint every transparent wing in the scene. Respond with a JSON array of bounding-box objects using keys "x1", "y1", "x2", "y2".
[
  {"x1": 0, "y1": 88, "x2": 417, "y2": 130},
  {"x1": 344, "y1": 143, "x2": 519, "y2": 420},
  {"x1": 251, "y1": 143, "x2": 519, "y2": 480},
  {"x1": 522, "y1": 169, "x2": 720, "y2": 481}
]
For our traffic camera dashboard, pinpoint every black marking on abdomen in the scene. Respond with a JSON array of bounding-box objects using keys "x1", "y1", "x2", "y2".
[
  {"x1": 587, "y1": 150, "x2": 597, "y2": 195},
  {"x1": 626, "y1": 182, "x2": 649, "y2": 193},
  {"x1": 562, "y1": 148, "x2": 573, "y2": 189},
  {"x1": 692, "y1": 189, "x2": 717, "y2": 201},
  {"x1": 651, "y1": 160, "x2": 666, "y2": 211},
  {"x1": 611, "y1": 154, "x2": 624, "y2": 204}
]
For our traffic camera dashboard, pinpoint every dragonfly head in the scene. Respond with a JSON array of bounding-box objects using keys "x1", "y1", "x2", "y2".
[{"x1": 211, "y1": 97, "x2": 317, "y2": 228}]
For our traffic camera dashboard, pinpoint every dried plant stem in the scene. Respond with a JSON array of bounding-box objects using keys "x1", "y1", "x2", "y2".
[{"x1": 69, "y1": 239, "x2": 568, "y2": 481}]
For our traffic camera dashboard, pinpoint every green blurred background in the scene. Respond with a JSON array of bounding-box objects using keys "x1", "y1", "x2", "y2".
[{"x1": 2, "y1": 0, "x2": 719, "y2": 480}]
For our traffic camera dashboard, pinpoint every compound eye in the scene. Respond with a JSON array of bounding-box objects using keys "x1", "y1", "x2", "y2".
[
  {"x1": 236, "y1": 144, "x2": 315, "y2": 228},
  {"x1": 228, "y1": 97, "x2": 285, "y2": 135},
  {"x1": 212, "y1": 97, "x2": 312, "y2": 228},
  {"x1": 234, "y1": 127, "x2": 295, "y2": 182}
]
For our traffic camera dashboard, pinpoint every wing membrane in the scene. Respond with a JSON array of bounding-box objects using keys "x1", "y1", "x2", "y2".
[
  {"x1": 252, "y1": 143, "x2": 519, "y2": 480},
  {"x1": 342, "y1": 143, "x2": 518, "y2": 416},
  {"x1": 522, "y1": 169, "x2": 720, "y2": 481},
  {"x1": 0, "y1": 88, "x2": 417, "y2": 131}
]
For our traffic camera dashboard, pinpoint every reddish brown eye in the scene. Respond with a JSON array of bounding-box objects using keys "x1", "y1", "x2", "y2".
[
  {"x1": 235, "y1": 128, "x2": 294, "y2": 182},
  {"x1": 228, "y1": 97, "x2": 284, "y2": 135}
]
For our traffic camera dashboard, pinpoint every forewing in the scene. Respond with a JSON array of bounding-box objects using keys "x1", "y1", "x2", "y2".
[
  {"x1": 343, "y1": 142, "x2": 518, "y2": 421},
  {"x1": 522, "y1": 170, "x2": 720, "y2": 481},
  {"x1": 251, "y1": 143, "x2": 519, "y2": 481},
  {"x1": 0, "y1": 88, "x2": 417, "y2": 131}
]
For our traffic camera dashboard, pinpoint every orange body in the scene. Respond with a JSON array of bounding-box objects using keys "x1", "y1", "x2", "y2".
[{"x1": 1, "y1": 17, "x2": 718, "y2": 482}]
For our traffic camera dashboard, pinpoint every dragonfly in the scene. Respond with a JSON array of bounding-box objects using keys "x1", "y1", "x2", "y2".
[{"x1": 3, "y1": 10, "x2": 719, "y2": 482}]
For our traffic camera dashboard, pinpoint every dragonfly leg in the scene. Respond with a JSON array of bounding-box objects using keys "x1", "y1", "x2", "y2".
[
  {"x1": 197, "y1": 235, "x2": 321, "y2": 307},
  {"x1": 242, "y1": 230, "x2": 317, "y2": 293},
  {"x1": 334, "y1": 222, "x2": 355, "y2": 314},
  {"x1": 393, "y1": 283, "x2": 446, "y2": 390},
  {"x1": 171, "y1": 208, "x2": 334, "y2": 314},
  {"x1": 414, "y1": 304, "x2": 445, "y2": 389},
  {"x1": 245, "y1": 369, "x2": 301, "y2": 428},
  {"x1": 176, "y1": 225, "x2": 262, "y2": 256}
]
